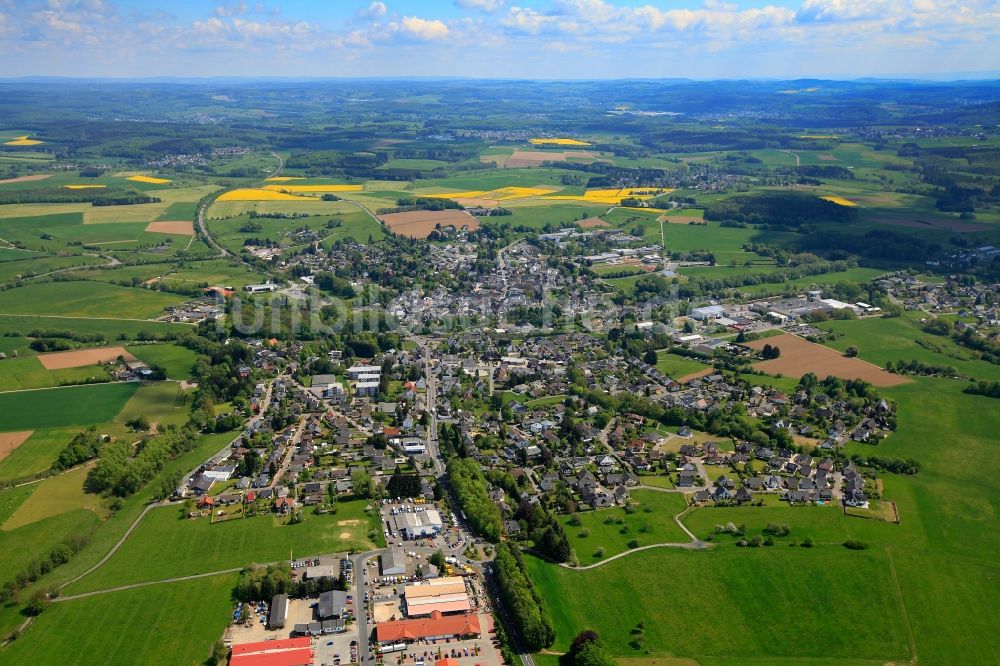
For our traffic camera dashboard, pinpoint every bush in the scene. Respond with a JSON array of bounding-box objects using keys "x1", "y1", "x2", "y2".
[
  {"x1": 593, "y1": 547, "x2": 605, "y2": 558},
  {"x1": 800, "y1": 537, "x2": 814, "y2": 548},
  {"x1": 843, "y1": 539, "x2": 869, "y2": 550},
  {"x1": 627, "y1": 539, "x2": 641, "y2": 549},
  {"x1": 763, "y1": 522, "x2": 791, "y2": 536}
]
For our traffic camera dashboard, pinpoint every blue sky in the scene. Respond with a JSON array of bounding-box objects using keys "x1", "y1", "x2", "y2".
[{"x1": 1, "y1": 0, "x2": 997, "y2": 79}]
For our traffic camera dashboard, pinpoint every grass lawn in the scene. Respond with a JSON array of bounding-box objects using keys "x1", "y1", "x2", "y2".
[
  {"x1": 1, "y1": 573, "x2": 235, "y2": 666},
  {"x1": 0, "y1": 428, "x2": 87, "y2": 480},
  {"x1": 0, "y1": 383, "x2": 139, "y2": 431},
  {"x1": 67, "y1": 498, "x2": 383, "y2": 593},
  {"x1": 127, "y1": 343, "x2": 197, "y2": 380},
  {"x1": 0, "y1": 281, "x2": 184, "y2": 319},
  {"x1": 114, "y1": 381, "x2": 190, "y2": 429},
  {"x1": 525, "y1": 546, "x2": 910, "y2": 663},
  {"x1": 654, "y1": 352, "x2": 710, "y2": 379},
  {"x1": 2, "y1": 463, "x2": 108, "y2": 531},
  {"x1": 565, "y1": 489, "x2": 688, "y2": 561}
]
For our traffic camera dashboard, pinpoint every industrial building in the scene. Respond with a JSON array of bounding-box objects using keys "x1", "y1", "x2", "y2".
[
  {"x1": 267, "y1": 594, "x2": 288, "y2": 630},
  {"x1": 380, "y1": 547, "x2": 406, "y2": 576},
  {"x1": 318, "y1": 589, "x2": 351, "y2": 619},
  {"x1": 403, "y1": 576, "x2": 471, "y2": 617},
  {"x1": 392, "y1": 508, "x2": 443, "y2": 539}
]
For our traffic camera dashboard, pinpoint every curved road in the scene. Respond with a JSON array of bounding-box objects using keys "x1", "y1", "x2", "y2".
[{"x1": 196, "y1": 150, "x2": 285, "y2": 258}]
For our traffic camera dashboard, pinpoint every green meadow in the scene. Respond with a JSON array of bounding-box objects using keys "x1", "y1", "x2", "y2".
[
  {"x1": 67, "y1": 498, "x2": 384, "y2": 593},
  {"x1": 1, "y1": 573, "x2": 235, "y2": 666},
  {"x1": 564, "y1": 489, "x2": 689, "y2": 561},
  {"x1": 0, "y1": 281, "x2": 184, "y2": 319}
]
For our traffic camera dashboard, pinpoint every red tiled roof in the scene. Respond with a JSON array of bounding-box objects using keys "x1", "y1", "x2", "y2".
[
  {"x1": 230, "y1": 638, "x2": 312, "y2": 666},
  {"x1": 376, "y1": 612, "x2": 481, "y2": 643},
  {"x1": 232, "y1": 638, "x2": 310, "y2": 656}
]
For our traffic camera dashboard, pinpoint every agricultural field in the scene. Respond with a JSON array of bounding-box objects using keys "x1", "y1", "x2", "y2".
[
  {"x1": 744, "y1": 333, "x2": 909, "y2": 386},
  {"x1": 66, "y1": 498, "x2": 383, "y2": 593},
  {"x1": 0, "y1": 428, "x2": 88, "y2": 480},
  {"x1": 0, "y1": 281, "x2": 184, "y2": 319},
  {"x1": 1, "y1": 573, "x2": 236, "y2": 666},
  {"x1": 113, "y1": 381, "x2": 191, "y2": 429},
  {"x1": 0, "y1": 383, "x2": 139, "y2": 431},
  {"x1": 2, "y1": 463, "x2": 109, "y2": 531},
  {"x1": 0, "y1": 314, "x2": 192, "y2": 342},
  {"x1": 0, "y1": 355, "x2": 112, "y2": 392},
  {"x1": 379, "y1": 209, "x2": 479, "y2": 238}
]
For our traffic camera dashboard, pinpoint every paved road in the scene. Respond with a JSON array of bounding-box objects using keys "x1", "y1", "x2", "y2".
[{"x1": 351, "y1": 548, "x2": 385, "y2": 663}]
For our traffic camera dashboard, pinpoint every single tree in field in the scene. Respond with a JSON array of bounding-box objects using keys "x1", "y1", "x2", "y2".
[{"x1": 845, "y1": 346, "x2": 859, "y2": 357}]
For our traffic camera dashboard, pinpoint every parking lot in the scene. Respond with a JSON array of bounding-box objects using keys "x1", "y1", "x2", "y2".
[
  {"x1": 315, "y1": 632, "x2": 360, "y2": 666},
  {"x1": 377, "y1": 500, "x2": 479, "y2": 559}
]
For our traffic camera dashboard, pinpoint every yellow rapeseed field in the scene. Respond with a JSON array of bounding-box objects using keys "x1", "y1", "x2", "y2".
[
  {"x1": 821, "y1": 195, "x2": 858, "y2": 207},
  {"x1": 3, "y1": 135, "x2": 43, "y2": 146},
  {"x1": 424, "y1": 187, "x2": 556, "y2": 201},
  {"x1": 126, "y1": 175, "x2": 171, "y2": 184},
  {"x1": 262, "y1": 184, "x2": 364, "y2": 193},
  {"x1": 800, "y1": 135, "x2": 839, "y2": 139},
  {"x1": 264, "y1": 177, "x2": 305, "y2": 182},
  {"x1": 63, "y1": 184, "x2": 107, "y2": 190},
  {"x1": 547, "y1": 187, "x2": 672, "y2": 205},
  {"x1": 529, "y1": 138, "x2": 592, "y2": 146},
  {"x1": 216, "y1": 188, "x2": 315, "y2": 201}
]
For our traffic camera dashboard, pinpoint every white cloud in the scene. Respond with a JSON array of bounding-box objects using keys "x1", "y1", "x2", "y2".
[
  {"x1": 359, "y1": 1, "x2": 387, "y2": 19},
  {"x1": 456, "y1": 0, "x2": 505, "y2": 12},
  {"x1": 397, "y1": 16, "x2": 449, "y2": 40}
]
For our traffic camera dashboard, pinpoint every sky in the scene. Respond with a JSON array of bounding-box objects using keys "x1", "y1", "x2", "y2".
[{"x1": 1, "y1": 0, "x2": 998, "y2": 79}]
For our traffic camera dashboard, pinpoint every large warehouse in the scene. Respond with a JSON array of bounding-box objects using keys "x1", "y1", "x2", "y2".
[
  {"x1": 376, "y1": 611, "x2": 481, "y2": 645},
  {"x1": 403, "y1": 576, "x2": 471, "y2": 617},
  {"x1": 393, "y1": 508, "x2": 443, "y2": 539}
]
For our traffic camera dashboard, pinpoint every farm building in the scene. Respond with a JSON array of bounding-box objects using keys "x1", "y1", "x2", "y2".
[
  {"x1": 267, "y1": 594, "x2": 288, "y2": 630},
  {"x1": 381, "y1": 547, "x2": 406, "y2": 576},
  {"x1": 393, "y1": 508, "x2": 443, "y2": 539},
  {"x1": 375, "y1": 611, "x2": 481, "y2": 645},
  {"x1": 230, "y1": 637, "x2": 311, "y2": 666},
  {"x1": 403, "y1": 577, "x2": 471, "y2": 617}
]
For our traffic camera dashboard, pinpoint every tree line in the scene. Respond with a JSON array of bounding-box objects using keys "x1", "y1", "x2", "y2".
[{"x1": 492, "y1": 542, "x2": 555, "y2": 652}]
